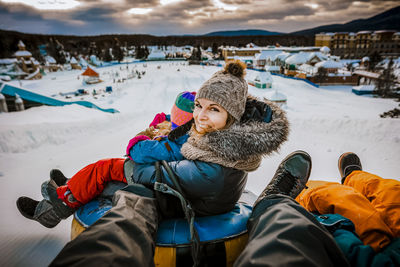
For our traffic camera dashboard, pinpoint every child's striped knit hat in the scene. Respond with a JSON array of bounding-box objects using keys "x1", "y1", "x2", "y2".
[{"x1": 171, "y1": 91, "x2": 196, "y2": 129}]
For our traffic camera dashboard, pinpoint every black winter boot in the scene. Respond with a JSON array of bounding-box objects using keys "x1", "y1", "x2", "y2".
[
  {"x1": 254, "y1": 150, "x2": 312, "y2": 207},
  {"x1": 338, "y1": 152, "x2": 362, "y2": 184},
  {"x1": 41, "y1": 179, "x2": 75, "y2": 219},
  {"x1": 17, "y1": 197, "x2": 61, "y2": 228},
  {"x1": 50, "y1": 169, "x2": 68, "y2": 186}
]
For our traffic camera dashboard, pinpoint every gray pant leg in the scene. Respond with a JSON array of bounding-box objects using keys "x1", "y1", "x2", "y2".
[
  {"x1": 50, "y1": 185, "x2": 159, "y2": 267},
  {"x1": 234, "y1": 195, "x2": 350, "y2": 267}
]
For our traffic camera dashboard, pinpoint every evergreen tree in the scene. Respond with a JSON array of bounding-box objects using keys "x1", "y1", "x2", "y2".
[
  {"x1": 375, "y1": 59, "x2": 396, "y2": 97},
  {"x1": 189, "y1": 45, "x2": 202, "y2": 61},
  {"x1": 368, "y1": 51, "x2": 382, "y2": 71},
  {"x1": 113, "y1": 44, "x2": 124, "y2": 62},
  {"x1": 212, "y1": 43, "x2": 218, "y2": 54},
  {"x1": 104, "y1": 47, "x2": 113, "y2": 62},
  {"x1": 135, "y1": 45, "x2": 146, "y2": 59}
]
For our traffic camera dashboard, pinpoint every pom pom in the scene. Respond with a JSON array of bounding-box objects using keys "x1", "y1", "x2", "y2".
[{"x1": 223, "y1": 60, "x2": 246, "y2": 78}]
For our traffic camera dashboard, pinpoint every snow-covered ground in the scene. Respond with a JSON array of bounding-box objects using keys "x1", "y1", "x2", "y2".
[{"x1": 1, "y1": 61, "x2": 399, "y2": 266}]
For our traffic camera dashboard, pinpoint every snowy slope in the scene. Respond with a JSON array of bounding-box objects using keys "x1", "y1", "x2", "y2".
[{"x1": 1, "y1": 62, "x2": 399, "y2": 266}]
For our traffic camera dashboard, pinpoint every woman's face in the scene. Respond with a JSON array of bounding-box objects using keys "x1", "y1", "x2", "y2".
[{"x1": 193, "y1": 98, "x2": 228, "y2": 134}]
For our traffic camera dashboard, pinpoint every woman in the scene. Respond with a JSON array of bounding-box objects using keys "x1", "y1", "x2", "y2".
[{"x1": 17, "y1": 60, "x2": 289, "y2": 228}]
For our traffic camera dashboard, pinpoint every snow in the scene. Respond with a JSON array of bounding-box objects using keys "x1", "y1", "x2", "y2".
[
  {"x1": 285, "y1": 52, "x2": 326, "y2": 66},
  {"x1": 148, "y1": 51, "x2": 166, "y2": 60},
  {"x1": 18, "y1": 40, "x2": 25, "y2": 47},
  {"x1": 45, "y1": 56, "x2": 56, "y2": 64},
  {"x1": 0, "y1": 58, "x2": 17, "y2": 65},
  {"x1": 352, "y1": 84, "x2": 375, "y2": 92},
  {"x1": 320, "y1": 46, "x2": 330, "y2": 54},
  {"x1": 1, "y1": 61, "x2": 400, "y2": 266},
  {"x1": 315, "y1": 60, "x2": 343, "y2": 69},
  {"x1": 14, "y1": 50, "x2": 32, "y2": 57},
  {"x1": 70, "y1": 57, "x2": 77, "y2": 64}
]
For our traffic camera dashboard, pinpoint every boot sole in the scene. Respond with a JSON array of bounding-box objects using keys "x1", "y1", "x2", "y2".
[
  {"x1": 16, "y1": 197, "x2": 38, "y2": 220},
  {"x1": 281, "y1": 150, "x2": 312, "y2": 180},
  {"x1": 338, "y1": 152, "x2": 354, "y2": 178}
]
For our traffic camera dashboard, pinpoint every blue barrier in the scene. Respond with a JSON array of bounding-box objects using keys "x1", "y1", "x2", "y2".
[
  {"x1": 246, "y1": 68, "x2": 319, "y2": 88},
  {"x1": 0, "y1": 83, "x2": 119, "y2": 113}
]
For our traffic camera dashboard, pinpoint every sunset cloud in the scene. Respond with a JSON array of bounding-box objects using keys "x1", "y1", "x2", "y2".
[{"x1": 0, "y1": 0, "x2": 398, "y2": 35}]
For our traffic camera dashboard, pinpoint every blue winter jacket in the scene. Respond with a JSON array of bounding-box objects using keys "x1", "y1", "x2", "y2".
[
  {"x1": 126, "y1": 134, "x2": 248, "y2": 216},
  {"x1": 315, "y1": 213, "x2": 400, "y2": 267}
]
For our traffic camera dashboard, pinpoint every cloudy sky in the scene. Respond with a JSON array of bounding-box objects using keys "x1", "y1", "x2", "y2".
[{"x1": 0, "y1": 0, "x2": 398, "y2": 36}]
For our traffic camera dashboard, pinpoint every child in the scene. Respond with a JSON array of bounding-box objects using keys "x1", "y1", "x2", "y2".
[{"x1": 17, "y1": 91, "x2": 196, "y2": 228}]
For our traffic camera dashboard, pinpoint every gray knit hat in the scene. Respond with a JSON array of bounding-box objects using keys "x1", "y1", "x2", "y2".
[{"x1": 197, "y1": 61, "x2": 248, "y2": 121}]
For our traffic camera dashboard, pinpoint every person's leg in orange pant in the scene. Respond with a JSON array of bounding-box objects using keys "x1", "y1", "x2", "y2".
[
  {"x1": 343, "y1": 170, "x2": 400, "y2": 237},
  {"x1": 67, "y1": 158, "x2": 126, "y2": 205},
  {"x1": 296, "y1": 180, "x2": 393, "y2": 252}
]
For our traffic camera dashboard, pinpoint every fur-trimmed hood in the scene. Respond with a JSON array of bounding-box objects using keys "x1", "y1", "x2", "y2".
[{"x1": 181, "y1": 96, "x2": 289, "y2": 172}]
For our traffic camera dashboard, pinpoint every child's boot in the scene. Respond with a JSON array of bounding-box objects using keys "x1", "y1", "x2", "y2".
[
  {"x1": 50, "y1": 169, "x2": 68, "y2": 186},
  {"x1": 16, "y1": 197, "x2": 62, "y2": 228}
]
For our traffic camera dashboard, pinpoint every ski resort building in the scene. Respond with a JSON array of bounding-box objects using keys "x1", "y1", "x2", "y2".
[
  {"x1": 70, "y1": 57, "x2": 82, "y2": 70},
  {"x1": 315, "y1": 30, "x2": 400, "y2": 58},
  {"x1": 13, "y1": 41, "x2": 41, "y2": 80},
  {"x1": 247, "y1": 71, "x2": 273, "y2": 89}
]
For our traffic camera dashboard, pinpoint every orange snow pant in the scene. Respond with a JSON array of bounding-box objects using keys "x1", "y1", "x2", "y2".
[
  {"x1": 67, "y1": 158, "x2": 127, "y2": 205},
  {"x1": 296, "y1": 171, "x2": 400, "y2": 252}
]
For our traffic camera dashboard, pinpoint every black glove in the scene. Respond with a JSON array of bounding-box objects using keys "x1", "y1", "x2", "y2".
[{"x1": 241, "y1": 99, "x2": 273, "y2": 123}]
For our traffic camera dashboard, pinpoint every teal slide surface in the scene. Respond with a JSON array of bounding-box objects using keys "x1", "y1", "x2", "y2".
[{"x1": 0, "y1": 83, "x2": 119, "y2": 113}]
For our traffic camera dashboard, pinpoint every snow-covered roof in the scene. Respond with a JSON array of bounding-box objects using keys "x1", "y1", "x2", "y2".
[
  {"x1": 0, "y1": 75, "x2": 11, "y2": 81},
  {"x1": 79, "y1": 57, "x2": 88, "y2": 67},
  {"x1": 45, "y1": 55, "x2": 56, "y2": 64},
  {"x1": 353, "y1": 70, "x2": 380, "y2": 79},
  {"x1": 320, "y1": 46, "x2": 330, "y2": 54},
  {"x1": 352, "y1": 85, "x2": 375, "y2": 91},
  {"x1": 285, "y1": 52, "x2": 325, "y2": 65},
  {"x1": 32, "y1": 58, "x2": 39, "y2": 65},
  {"x1": 147, "y1": 51, "x2": 166, "y2": 59},
  {"x1": 298, "y1": 64, "x2": 317, "y2": 73},
  {"x1": 18, "y1": 40, "x2": 25, "y2": 47},
  {"x1": 227, "y1": 56, "x2": 254, "y2": 61},
  {"x1": 248, "y1": 71, "x2": 273, "y2": 83},
  {"x1": 255, "y1": 50, "x2": 283, "y2": 61},
  {"x1": 314, "y1": 60, "x2": 343, "y2": 69},
  {"x1": 0, "y1": 58, "x2": 17, "y2": 65},
  {"x1": 14, "y1": 50, "x2": 32, "y2": 57},
  {"x1": 276, "y1": 52, "x2": 291, "y2": 61}
]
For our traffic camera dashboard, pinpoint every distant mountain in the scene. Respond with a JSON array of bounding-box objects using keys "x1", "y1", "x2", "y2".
[
  {"x1": 203, "y1": 29, "x2": 283, "y2": 36},
  {"x1": 291, "y1": 6, "x2": 400, "y2": 35}
]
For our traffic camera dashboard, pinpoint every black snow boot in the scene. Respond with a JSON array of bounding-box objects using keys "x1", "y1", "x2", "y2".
[
  {"x1": 17, "y1": 197, "x2": 61, "y2": 228},
  {"x1": 338, "y1": 152, "x2": 362, "y2": 184},
  {"x1": 50, "y1": 169, "x2": 68, "y2": 186},
  {"x1": 41, "y1": 179, "x2": 75, "y2": 219},
  {"x1": 254, "y1": 150, "x2": 312, "y2": 207}
]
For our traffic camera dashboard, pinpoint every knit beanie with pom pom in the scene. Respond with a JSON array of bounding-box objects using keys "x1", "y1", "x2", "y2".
[{"x1": 196, "y1": 60, "x2": 248, "y2": 121}]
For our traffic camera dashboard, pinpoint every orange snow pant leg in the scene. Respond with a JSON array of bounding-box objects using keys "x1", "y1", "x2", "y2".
[
  {"x1": 67, "y1": 158, "x2": 127, "y2": 205},
  {"x1": 296, "y1": 180, "x2": 393, "y2": 252},
  {"x1": 344, "y1": 170, "x2": 400, "y2": 237}
]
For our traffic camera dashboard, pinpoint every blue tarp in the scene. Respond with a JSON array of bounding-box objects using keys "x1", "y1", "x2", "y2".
[{"x1": 0, "y1": 83, "x2": 119, "y2": 113}]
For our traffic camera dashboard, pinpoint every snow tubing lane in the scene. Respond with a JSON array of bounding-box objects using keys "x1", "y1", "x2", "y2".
[{"x1": 72, "y1": 198, "x2": 252, "y2": 266}]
